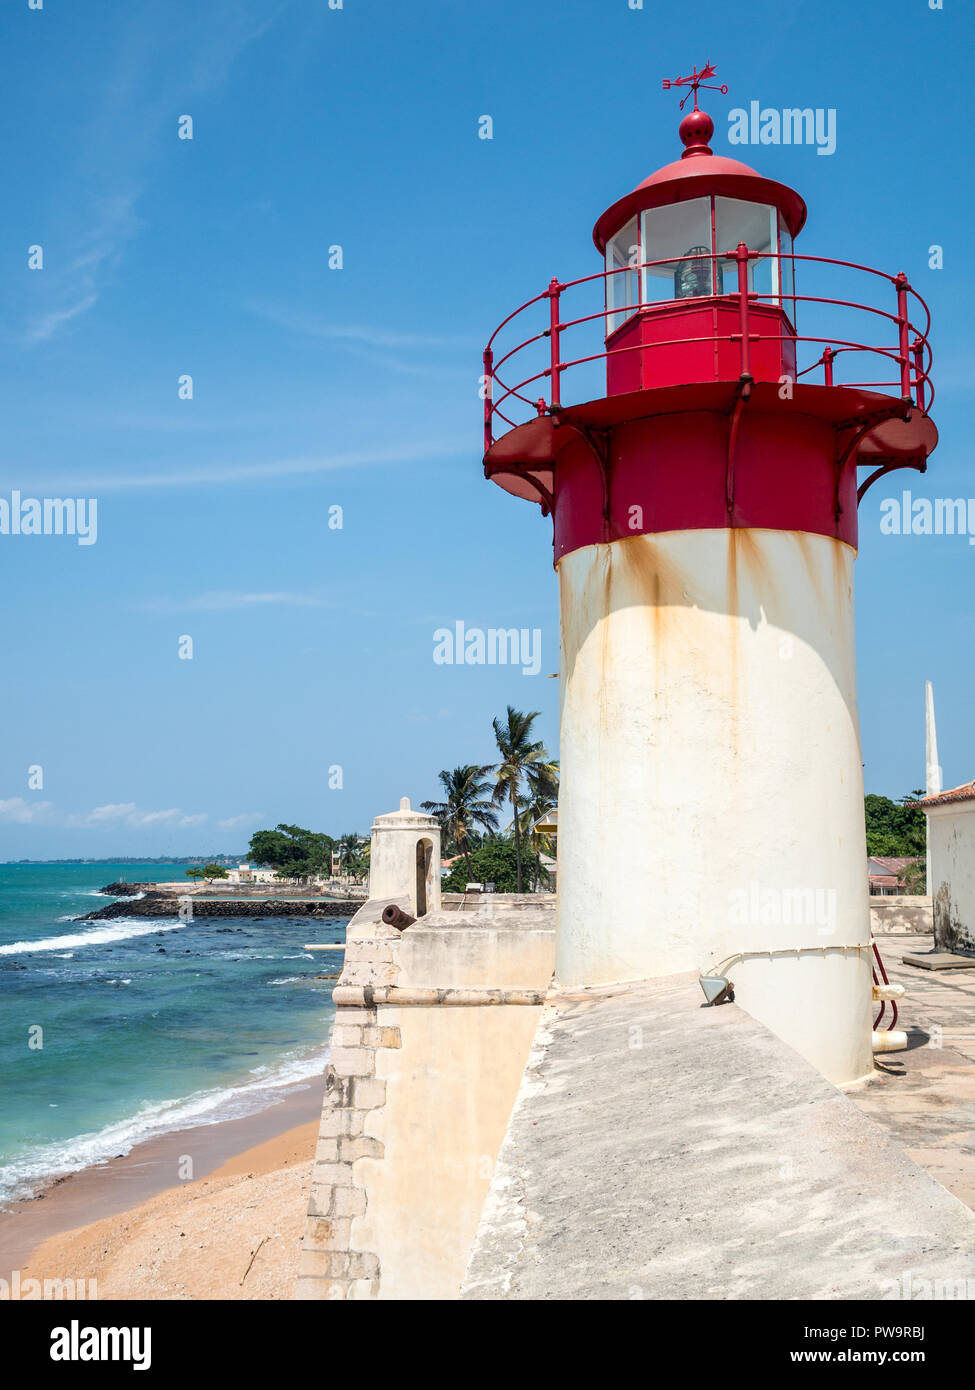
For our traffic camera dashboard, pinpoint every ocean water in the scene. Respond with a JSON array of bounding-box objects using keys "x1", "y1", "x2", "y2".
[{"x1": 0, "y1": 862, "x2": 342, "y2": 1207}]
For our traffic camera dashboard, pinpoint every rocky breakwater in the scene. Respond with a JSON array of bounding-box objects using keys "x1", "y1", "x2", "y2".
[{"x1": 77, "y1": 885, "x2": 361, "y2": 922}]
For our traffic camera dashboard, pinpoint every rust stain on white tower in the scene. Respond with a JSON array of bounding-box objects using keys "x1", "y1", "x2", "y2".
[{"x1": 481, "y1": 66, "x2": 937, "y2": 1083}]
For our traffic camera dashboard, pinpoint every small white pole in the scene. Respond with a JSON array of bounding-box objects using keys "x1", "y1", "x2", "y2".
[
  {"x1": 926, "y1": 680, "x2": 942, "y2": 797},
  {"x1": 925, "y1": 680, "x2": 941, "y2": 894}
]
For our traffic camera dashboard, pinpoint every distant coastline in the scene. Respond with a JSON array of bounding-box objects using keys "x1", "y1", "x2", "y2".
[{"x1": 2, "y1": 855, "x2": 246, "y2": 866}]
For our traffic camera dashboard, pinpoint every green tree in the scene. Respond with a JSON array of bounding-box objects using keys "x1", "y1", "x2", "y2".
[
  {"x1": 864, "y1": 792, "x2": 927, "y2": 858},
  {"x1": 246, "y1": 824, "x2": 335, "y2": 880},
  {"x1": 442, "y1": 838, "x2": 540, "y2": 894},
  {"x1": 186, "y1": 863, "x2": 229, "y2": 884},
  {"x1": 422, "y1": 765, "x2": 499, "y2": 879},
  {"x1": 490, "y1": 706, "x2": 558, "y2": 893}
]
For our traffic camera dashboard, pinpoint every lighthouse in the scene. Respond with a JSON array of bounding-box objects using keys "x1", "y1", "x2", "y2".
[{"x1": 481, "y1": 66, "x2": 936, "y2": 1083}]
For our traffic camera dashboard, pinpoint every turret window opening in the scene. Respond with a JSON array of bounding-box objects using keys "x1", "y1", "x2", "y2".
[
  {"x1": 606, "y1": 196, "x2": 793, "y2": 335},
  {"x1": 713, "y1": 197, "x2": 780, "y2": 304},
  {"x1": 605, "y1": 217, "x2": 640, "y2": 334},
  {"x1": 639, "y1": 198, "x2": 713, "y2": 305}
]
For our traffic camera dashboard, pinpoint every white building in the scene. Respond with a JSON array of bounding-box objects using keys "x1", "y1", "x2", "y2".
[
  {"x1": 225, "y1": 863, "x2": 279, "y2": 884},
  {"x1": 915, "y1": 783, "x2": 975, "y2": 954},
  {"x1": 912, "y1": 682, "x2": 975, "y2": 954}
]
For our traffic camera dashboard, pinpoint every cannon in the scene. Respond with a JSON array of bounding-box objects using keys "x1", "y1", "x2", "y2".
[{"x1": 381, "y1": 903, "x2": 416, "y2": 931}]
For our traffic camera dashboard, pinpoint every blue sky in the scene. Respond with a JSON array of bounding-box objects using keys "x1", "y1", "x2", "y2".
[{"x1": 0, "y1": 0, "x2": 970, "y2": 858}]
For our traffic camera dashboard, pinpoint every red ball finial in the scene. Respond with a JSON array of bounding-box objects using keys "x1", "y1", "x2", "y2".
[
  {"x1": 662, "y1": 63, "x2": 727, "y2": 158},
  {"x1": 679, "y1": 107, "x2": 714, "y2": 158}
]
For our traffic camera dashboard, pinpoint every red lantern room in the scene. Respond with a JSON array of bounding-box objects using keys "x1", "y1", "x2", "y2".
[
  {"x1": 482, "y1": 67, "x2": 936, "y2": 563},
  {"x1": 596, "y1": 103, "x2": 804, "y2": 394}
]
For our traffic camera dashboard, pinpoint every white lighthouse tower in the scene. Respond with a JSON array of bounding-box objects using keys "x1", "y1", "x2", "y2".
[{"x1": 480, "y1": 66, "x2": 937, "y2": 1082}]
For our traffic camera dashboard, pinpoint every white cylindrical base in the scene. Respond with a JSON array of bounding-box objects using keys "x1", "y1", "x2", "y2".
[{"x1": 555, "y1": 528, "x2": 873, "y2": 1084}]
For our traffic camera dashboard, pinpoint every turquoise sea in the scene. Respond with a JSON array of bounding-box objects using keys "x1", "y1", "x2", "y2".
[{"x1": 0, "y1": 862, "x2": 341, "y2": 1207}]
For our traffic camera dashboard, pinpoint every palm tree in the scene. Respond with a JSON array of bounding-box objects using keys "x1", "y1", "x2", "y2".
[
  {"x1": 490, "y1": 707, "x2": 558, "y2": 892},
  {"x1": 422, "y1": 765, "x2": 499, "y2": 879},
  {"x1": 338, "y1": 832, "x2": 363, "y2": 881},
  {"x1": 516, "y1": 763, "x2": 560, "y2": 889}
]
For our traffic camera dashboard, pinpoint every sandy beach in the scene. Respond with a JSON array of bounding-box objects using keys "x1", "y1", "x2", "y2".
[{"x1": 1, "y1": 1079, "x2": 324, "y2": 1300}]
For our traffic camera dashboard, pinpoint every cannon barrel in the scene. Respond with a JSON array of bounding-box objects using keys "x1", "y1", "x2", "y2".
[{"x1": 381, "y1": 904, "x2": 416, "y2": 931}]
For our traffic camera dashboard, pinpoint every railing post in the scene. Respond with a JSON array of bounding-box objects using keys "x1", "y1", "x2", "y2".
[
  {"x1": 735, "y1": 242, "x2": 752, "y2": 384},
  {"x1": 894, "y1": 272, "x2": 912, "y2": 400},
  {"x1": 822, "y1": 346, "x2": 835, "y2": 387},
  {"x1": 912, "y1": 336, "x2": 926, "y2": 412},
  {"x1": 547, "y1": 278, "x2": 563, "y2": 409},
  {"x1": 482, "y1": 347, "x2": 493, "y2": 452}
]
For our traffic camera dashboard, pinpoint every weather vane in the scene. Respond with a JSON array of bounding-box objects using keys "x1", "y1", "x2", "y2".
[{"x1": 662, "y1": 62, "x2": 729, "y2": 112}]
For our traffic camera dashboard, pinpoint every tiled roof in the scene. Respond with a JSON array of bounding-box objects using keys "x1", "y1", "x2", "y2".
[{"x1": 910, "y1": 782, "x2": 975, "y2": 809}]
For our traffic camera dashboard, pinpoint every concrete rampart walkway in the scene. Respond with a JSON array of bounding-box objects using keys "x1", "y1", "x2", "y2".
[{"x1": 463, "y1": 973, "x2": 975, "y2": 1300}]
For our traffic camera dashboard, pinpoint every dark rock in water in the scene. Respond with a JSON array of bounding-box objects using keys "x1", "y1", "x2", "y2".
[
  {"x1": 98, "y1": 881, "x2": 158, "y2": 897},
  {"x1": 75, "y1": 892, "x2": 360, "y2": 924}
]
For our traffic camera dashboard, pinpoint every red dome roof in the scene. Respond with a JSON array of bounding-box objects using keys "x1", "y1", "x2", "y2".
[
  {"x1": 640, "y1": 151, "x2": 766, "y2": 186},
  {"x1": 592, "y1": 117, "x2": 807, "y2": 252}
]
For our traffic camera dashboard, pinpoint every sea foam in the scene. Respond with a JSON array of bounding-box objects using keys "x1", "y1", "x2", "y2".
[
  {"x1": 0, "y1": 1045, "x2": 331, "y2": 1206},
  {"x1": 0, "y1": 920, "x2": 186, "y2": 956}
]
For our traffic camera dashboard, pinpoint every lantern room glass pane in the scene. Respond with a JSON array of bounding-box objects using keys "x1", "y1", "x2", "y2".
[
  {"x1": 778, "y1": 214, "x2": 795, "y2": 321},
  {"x1": 640, "y1": 198, "x2": 713, "y2": 302},
  {"x1": 605, "y1": 218, "x2": 640, "y2": 335},
  {"x1": 714, "y1": 197, "x2": 779, "y2": 301}
]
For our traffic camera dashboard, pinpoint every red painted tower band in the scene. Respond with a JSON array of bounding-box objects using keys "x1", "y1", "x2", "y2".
[{"x1": 483, "y1": 92, "x2": 936, "y2": 560}]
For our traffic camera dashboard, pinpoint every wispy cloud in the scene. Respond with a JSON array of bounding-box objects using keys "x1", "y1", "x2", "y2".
[
  {"x1": 246, "y1": 302, "x2": 476, "y2": 351},
  {"x1": 17, "y1": 4, "x2": 282, "y2": 346},
  {"x1": 217, "y1": 812, "x2": 264, "y2": 830},
  {"x1": 79, "y1": 803, "x2": 207, "y2": 829},
  {"x1": 0, "y1": 798, "x2": 57, "y2": 824},
  {"x1": 0, "y1": 798, "x2": 210, "y2": 829},
  {"x1": 143, "y1": 591, "x2": 334, "y2": 613},
  {"x1": 21, "y1": 192, "x2": 143, "y2": 345},
  {"x1": 86, "y1": 803, "x2": 139, "y2": 823},
  {"x1": 25, "y1": 295, "x2": 100, "y2": 346},
  {"x1": 23, "y1": 439, "x2": 466, "y2": 492},
  {"x1": 183, "y1": 6, "x2": 280, "y2": 91}
]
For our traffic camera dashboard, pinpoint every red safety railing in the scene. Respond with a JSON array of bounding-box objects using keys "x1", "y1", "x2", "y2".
[
  {"x1": 482, "y1": 248, "x2": 934, "y2": 452},
  {"x1": 872, "y1": 938, "x2": 900, "y2": 1033}
]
